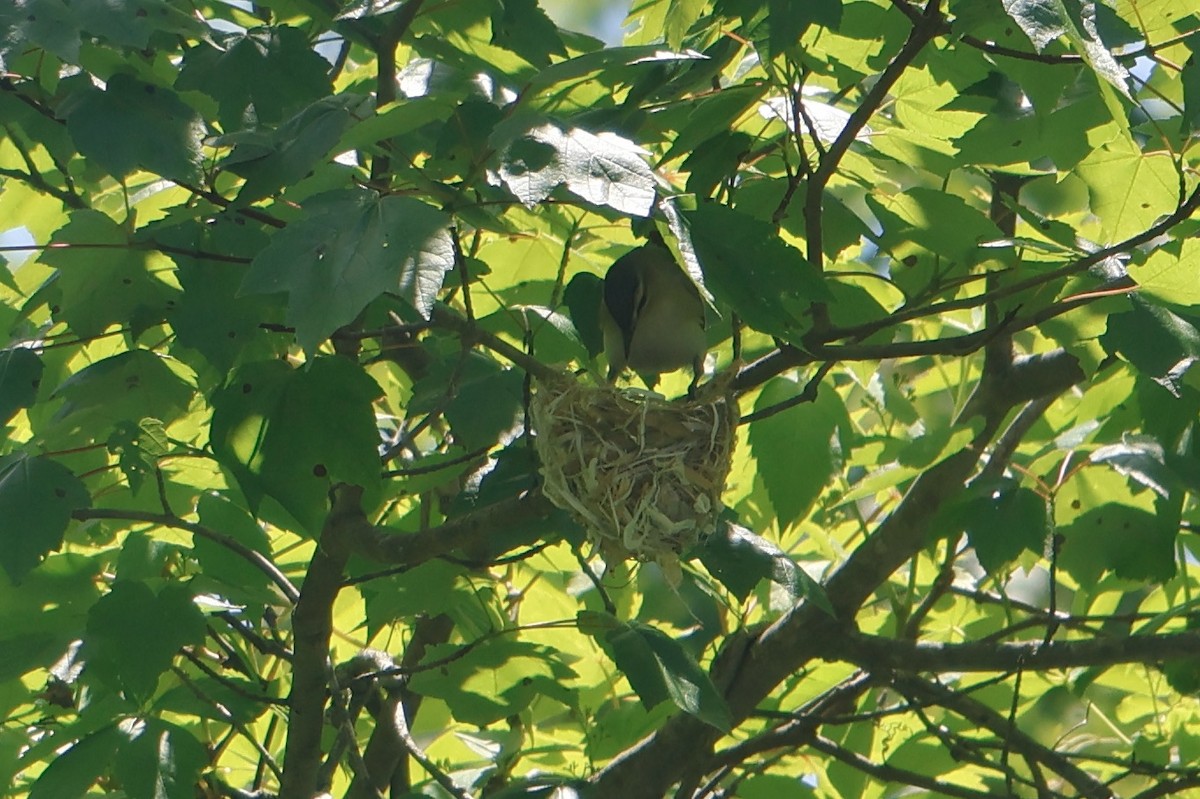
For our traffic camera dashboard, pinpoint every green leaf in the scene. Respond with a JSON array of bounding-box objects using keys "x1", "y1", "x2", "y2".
[
  {"x1": 50, "y1": 350, "x2": 195, "y2": 437},
  {"x1": 683, "y1": 203, "x2": 831, "y2": 340},
  {"x1": 0, "y1": 347, "x2": 42, "y2": 424},
  {"x1": 749, "y1": 378, "x2": 847, "y2": 528},
  {"x1": 939, "y1": 479, "x2": 1049, "y2": 574},
  {"x1": 1001, "y1": 0, "x2": 1129, "y2": 95},
  {"x1": 560, "y1": 127, "x2": 657, "y2": 216},
  {"x1": 27, "y1": 725, "x2": 121, "y2": 799},
  {"x1": 177, "y1": 26, "x2": 334, "y2": 132},
  {"x1": 83, "y1": 581, "x2": 206, "y2": 702},
  {"x1": 698, "y1": 522, "x2": 788, "y2": 600},
  {"x1": 209, "y1": 358, "x2": 383, "y2": 533},
  {"x1": 223, "y1": 94, "x2": 370, "y2": 204},
  {"x1": 768, "y1": 0, "x2": 842, "y2": 55},
  {"x1": 0, "y1": 454, "x2": 90, "y2": 582},
  {"x1": 699, "y1": 522, "x2": 835, "y2": 615},
  {"x1": 563, "y1": 272, "x2": 605, "y2": 357},
  {"x1": 408, "y1": 639, "x2": 575, "y2": 726},
  {"x1": 1090, "y1": 436, "x2": 1177, "y2": 499},
  {"x1": 490, "y1": 0, "x2": 567, "y2": 66},
  {"x1": 193, "y1": 492, "x2": 274, "y2": 599},
  {"x1": 0, "y1": 554, "x2": 100, "y2": 680},
  {"x1": 39, "y1": 210, "x2": 173, "y2": 338},
  {"x1": 106, "y1": 418, "x2": 168, "y2": 495},
  {"x1": 866, "y1": 187, "x2": 1002, "y2": 268},
  {"x1": 409, "y1": 351, "x2": 524, "y2": 451},
  {"x1": 240, "y1": 189, "x2": 454, "y2": 352},
  {"x1": 526, "y1": 45, "x2": 709, "y2": 91},
  {"x1": 72, "y1": 0, "x2": 206, "y2": 50},
  {"x1": 113, "y1": 717, "x2": 207, "y2": 799},
  {"x1": 1182, "y1": 34, "x2": 1200, "y2": 135},
  {"x1": 602, "y1": 618, "x2": 732, "y2": 732},
  {"x1": 1135, "y1": 238, "x2": 1200, "y2": 307},
  {"x1": 65, "y1": 73, "x2": 204, "y2": 183},
  {"x1": 1059, "y1": 503, "x2": 1177, "y2": 583},
  {"x1": 494, "y1": 122, "x2": 657, "y2": 216},
  {"x1": 0, "y1": 0, "x2": 80, "y2": 67},
  {"x1": 1102, "y1": 297, "x2": 1200, "y2": 396},
  {"x1": 1075, "y1": 137, "x2": 1177, "y2": 243},
  {"x1": 147, "y1": 213, "x2": 283, "y2": 372}
]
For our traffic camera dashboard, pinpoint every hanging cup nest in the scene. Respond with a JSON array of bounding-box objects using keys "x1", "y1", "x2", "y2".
[{"x1": 531, "y1": 373, "x2": 737, "y2": 572}]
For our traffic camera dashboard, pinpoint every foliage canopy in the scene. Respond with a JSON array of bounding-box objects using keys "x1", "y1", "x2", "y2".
[{"x1": 4, "y1": 0, "x2": 1200, "y2": 797}]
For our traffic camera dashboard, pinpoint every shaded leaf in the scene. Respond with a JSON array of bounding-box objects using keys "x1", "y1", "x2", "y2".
[
  {"x1": 1060, "y1": 503, "x2": 1177, "y2": 583},
  {"x1": 0, "y1": 0, "x2": 80, "y2": 66},
  {"x1": 0, "y1": 347, "x2": 43, "y2": 424},
  {"x1": 27, "y1": 725, "x2": 121, "y2": 799},
  {"x1": 699, "y1": 522, "x2": 834, "y2": 615},
  {"x1": 209, "y1": 358, "x2": 383, "y2": 533},
  {"x1": 39, "y1": 210, "x2": 172, "y2": 338},
  {"x1": 939, "y1": 479, "x2": 1049, "y2": 574},
  {"x1": 177, "y1": 26, "x2": 333, "y2": 131},
  {"x1": 193, "y1": 492, "x2": 274, "y2": 599},
  {"x1": 222, "y1": 94, "x2": 370, "y2": 203},
  {"x1": 1102, "y1": 297, "x2": 1200, "y2": 396},
  {"x1": 72, "y1": 0, "x2": 206, "y2": 49},
  {"x1": 768, "y1": 0, "x2": 843, "y2": 55},
  {"x1": 601, "y1": 617, "x2": 732, "y2": 732},
  {"x1": 83, "y1": 581, "x2": 206, "y2": 702},
  {"x1": 410, "y1": 351, "x2": 524, "y2": 451},
  {"x1": 491, "y1": 0, "x2": 567, "y2": 66},
  {"x1": 749, "y1": 378, "x2": 846, "y2": 528},
  {"x1": 1090, "y1": 436, "x2": 1176, "y2": 498},
  {"x1": 0, "y1": 454, "x2": 90, "y2": 582},
  {"x1": 106, "y1": 417, "x2": 168, "y2": 495},
  {"x1": 241, "y1": 189, "x2": 454, "y2": 352},
  {"x1": 65, "y1": 73, "x2": 204, "y2": 183},
  {"x1": 50, "y1": 350, "x2": 194, "y2": 435},
  {"x1": 113, "y1": 717, "x2": 207, "y2": 799},
  {"x1": 683, "y1": 203, "x2": 830, "y2": 340}
]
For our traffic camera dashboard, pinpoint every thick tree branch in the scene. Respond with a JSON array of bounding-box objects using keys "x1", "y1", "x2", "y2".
[
  {"x1": 345, "y1": 488, "x2": 554, "y2": 567},
  {"x1": 592, "y1": 348, "x2": 1084, "y2": 797},
  {"x1": 827, "y1": 629, "x2": 1200, "y2": 674},
  {"x1": 278, "y1": 486, "x2": 364, "y2": 799}
]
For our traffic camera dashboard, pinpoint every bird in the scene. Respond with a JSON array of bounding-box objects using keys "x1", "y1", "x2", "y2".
[{"x1": 599, "y1": 243, "x2": 707, "y2": 394}]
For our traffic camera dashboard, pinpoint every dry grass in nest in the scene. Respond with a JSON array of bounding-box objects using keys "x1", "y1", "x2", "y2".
[{"x1": 531, "y1": 373, "x2": 737, "y2": 574}]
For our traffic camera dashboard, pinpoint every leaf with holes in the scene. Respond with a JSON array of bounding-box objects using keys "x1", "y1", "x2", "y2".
[
  {"x1": 65, "y1": 73, "x2": 204, "y2": 183},
  {"x1": 0, "y1": 454, "x2": 90, "y2": 582},
  {"x1": 210, "y1": 357, "x2": 382, "y2": 533}
]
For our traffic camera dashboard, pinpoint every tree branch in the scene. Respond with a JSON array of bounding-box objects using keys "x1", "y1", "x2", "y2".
[
  {"x1": 278, "y1": 486, "x2": 363, "y2": 799},
  {"x1": 892, "y1": 675, "x2": 1114, "y2": 799},
  {"x1": 591, "y1": 349, "x2": 1083, "y2": 798},
  {"x1": 345, "y1": 488, "x2": 554, "y2": 568},
  {"x1": 804, "y1": 0, "x2": 945, "y2": 272},
  {"x1": 73, "y1": 508, "x2": 299, "y2": 603},
  {"x1": 827, "y1": 629, "x2": 1200, "y2": 674}
]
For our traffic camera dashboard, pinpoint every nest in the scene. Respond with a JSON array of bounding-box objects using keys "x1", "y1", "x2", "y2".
[{"x1": 531, "y1": 374, "x2": 737, "y2": 573}]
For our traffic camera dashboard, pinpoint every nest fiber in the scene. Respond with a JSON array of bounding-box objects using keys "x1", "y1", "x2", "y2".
[{"x1": 531, "y1": 374, "x2": 736, "y2": 568}]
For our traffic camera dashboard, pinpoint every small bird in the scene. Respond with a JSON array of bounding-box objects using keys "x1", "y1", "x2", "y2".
[{"x1": 600, "y1": 244, "x2": 707, "y2": 394}]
